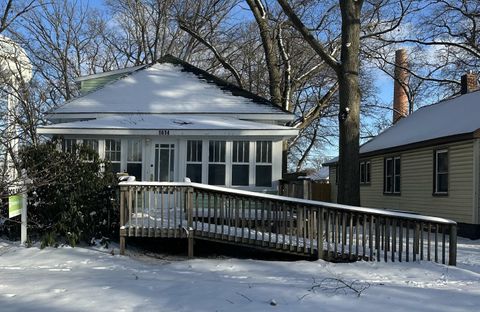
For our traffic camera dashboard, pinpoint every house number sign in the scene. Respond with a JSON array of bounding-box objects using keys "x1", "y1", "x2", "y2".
[{"x1": 159, "y1": 130, "x2": 170, "y2": 135}]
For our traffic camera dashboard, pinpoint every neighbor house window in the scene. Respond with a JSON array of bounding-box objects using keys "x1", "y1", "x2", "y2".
[
  {"x1": 434, "y1": 150, "x2": 448, "y2": 194},
  {"x1": 208, "y1": 140, "x2": 226, "y2": 185},
  {"x1": 105, "y1": 139, "x2": 121, "y2": 173},
  {"x1": 81, "y1": 139, "x2": 98, "y2": 161},
  {"x1": 232, "y1": 141, "x2": 249, "y2": 186},
  {"x1": 62, "y1": 138, "x2": 76, "y2": 153},
  {"x1": 384, "y1": 156, "x2": 400, "y2": 194},
  {"x1": 360, "y1": 160, "x2": 371, "y2": 184},
  {"x1": 255, "y1": 141, "x2": 272, "y2": 187},
  {"x1": 127, "y1": 139, "x2": 142, "y2": 180},
  {"x1": 186, "y1": 140, "x2": 202, "y2": 183}
]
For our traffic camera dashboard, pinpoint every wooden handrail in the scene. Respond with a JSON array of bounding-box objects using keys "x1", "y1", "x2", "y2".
[{"x1": 118, "y1": 181, "x2": 457, "y2": 265}]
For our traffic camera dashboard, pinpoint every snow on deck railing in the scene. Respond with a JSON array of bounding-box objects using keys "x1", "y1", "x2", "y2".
[{"x1": 118, "y1": 181, "x2": 457, "y2": 265}]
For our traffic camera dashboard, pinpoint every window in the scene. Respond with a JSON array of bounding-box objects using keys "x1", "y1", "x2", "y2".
[
  {"x1": 127, "y1": 139, "x2": 142, "y2": 180},
  {"x1": 62, "y1": 138, "x2": 76, "y2": 154},
  {"x1": 186, "y1": 140, "x2": 202, "y2": 183},
  {"x1": 81, "y1": 139, "x2": 98, "y2": 161},
  {"x1": 360, "y1": 160, "x2": 371, "y2": 184},
  {"x1": 434, "y1": 150, "x2": 448, "y2": 194},
  {"x1": 255, "y1": 141, "x2": 272, "y2": 187},
  {"x1": 384, "y1": 156, "x2": 400, "y2": 194},
  {"x1": 208, "y1": 141, "x2": 226, "y2": 185},
  {"x1": 232, "y1": 141, "x2": 249, "y2": 186},
  {"x1": 105, "y1": 139, "x2": 121, "y2": 173}
]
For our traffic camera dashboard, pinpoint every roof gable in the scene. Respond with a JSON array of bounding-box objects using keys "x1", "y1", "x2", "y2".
[{"x1": 51, "y1": 55, "x2": 290, "y2": 119}]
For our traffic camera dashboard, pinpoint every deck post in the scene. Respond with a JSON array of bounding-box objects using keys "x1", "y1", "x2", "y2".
[
  {"x1": 448, "y1": 223, "x2": 457, "y2": 266},
  {"x1": 317, "y1": 208, "x2": 324, "y2": 260},
  {"x1": 119, "y1": 186, "x2": 126, "y2": 255},
  {"x1": 120, "y1": 236, "x2": 126, "y2": 255},
  {"x1": 186, "y1": 187, "x2": 194, "y2": 258}
]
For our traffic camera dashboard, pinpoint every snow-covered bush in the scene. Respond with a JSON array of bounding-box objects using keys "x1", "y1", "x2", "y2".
[{"x1": 19, "y1": 139, "x2": 118, "y2": 248}]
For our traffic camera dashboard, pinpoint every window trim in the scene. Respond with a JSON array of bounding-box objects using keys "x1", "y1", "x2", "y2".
[
  {"x1": 105, "y1": 138, "x2": 122, "y2": 174},
  {"x1": 384, "y1": 156, "x2": 401, "y2": 195},
  {"x1": 126, "y1": 138, "x2": 143, "y2": 180},
  {"x1": 433, "y1": 149, "x2": 449, "y2": 196},
  {"x1": 232, "y1": 140, "x2": 250, "y2": 186},
  {"x1": 360, "y1": 160, "x2": 371, "y2": 185},
  {"x1": 208, "y1": 140, "x2": 226, "y2": 185},
  {"x1": 255, "y1": 141, "x2": 272, "y2": 187},
  {"x1": 186, "y1": 140, "x2": 203, "y2": 183}
]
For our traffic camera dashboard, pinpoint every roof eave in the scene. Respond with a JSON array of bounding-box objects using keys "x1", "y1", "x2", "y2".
[{"x1": 325, "y1": 131, "x2": 478, "y2": 166}]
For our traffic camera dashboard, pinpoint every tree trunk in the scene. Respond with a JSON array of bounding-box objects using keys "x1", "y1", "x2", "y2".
[
  {"x1": 337, "y1": 0, "x2": 362, "y2": 205},
  {"x1": 245, "y1": 0, "x2": 283, "y2": 108}
]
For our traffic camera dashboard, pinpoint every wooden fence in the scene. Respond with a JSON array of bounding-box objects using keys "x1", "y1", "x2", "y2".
[
  {"x1": 119, "y1": 182, "x2": 457, "y2": 265},
  {"x1": 278, "y1": 178, "x2": 331, "y2": 202}
]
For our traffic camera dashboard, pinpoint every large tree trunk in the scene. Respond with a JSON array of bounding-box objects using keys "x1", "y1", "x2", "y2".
[
  {"x1": 245, "y1": 0, "x2": 283, "y2": 108},
  {"x1": 337, "y1": 0, "x2": 362, "y2": 205}
]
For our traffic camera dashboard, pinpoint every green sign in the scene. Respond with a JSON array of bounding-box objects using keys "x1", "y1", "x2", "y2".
[{"x1": 8, "y1": 194, "x2": 22, "y2": 218}]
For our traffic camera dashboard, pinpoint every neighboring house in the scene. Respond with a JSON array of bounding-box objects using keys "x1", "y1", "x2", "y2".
[
  {"x1": 37, "y1": 55, "x2": 298, "y2": 192},
  {"x1": 326, "y1": 73, "x2": 480, "y2": 238}
]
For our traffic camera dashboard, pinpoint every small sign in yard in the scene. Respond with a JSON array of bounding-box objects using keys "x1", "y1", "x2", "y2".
[{"x1": 8, "y1": 194, "x2": 22, "y2": 218}]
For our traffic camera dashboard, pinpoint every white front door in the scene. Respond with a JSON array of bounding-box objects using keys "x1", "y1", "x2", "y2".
[{"x1": 152, "y1": 142, "x2": 175, "y2": 182}]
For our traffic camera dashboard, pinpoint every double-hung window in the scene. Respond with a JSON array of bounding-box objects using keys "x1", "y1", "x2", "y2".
[
  {"x1": 255, "y1": 141, "x2": 272, "y2": 187},
  {"x1": 105, "y1": 139, "x2": 121, "y2": 173},
  {"x1": 360, "y1": 160, "x2": 371, "y2": 184},
  {"x1": 232, "y1": 141, "x2": 249, "y2": 186},
  {"x1": 127, "y1": 139, "x2": 142, "y2": 180},
  {"x1": 186, "y1": 140, "x2": 202, "y2": 183},
  {"x1": 434, "y1": 150, "x2": 448, "y2": 194},
  {"x1": 81, "y1": 139, "x2": 98, "y2": 161},
  {"x1": 208, "y1": 141, "x2": 226, "y2": 185},
  {"x1": 384, "y1": 156, "x2": 400, "y2": 194},
  {"x1": 62, "y1": 138, "x2": 76, "y2": 154}
]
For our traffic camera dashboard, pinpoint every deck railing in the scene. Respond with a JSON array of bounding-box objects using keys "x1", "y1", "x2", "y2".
[{"x1": 118, "y1": 181, "x2": 457, "y2": 265}]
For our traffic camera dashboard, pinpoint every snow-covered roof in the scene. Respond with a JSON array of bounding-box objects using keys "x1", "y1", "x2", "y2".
[
  {"x1": 307, "y1": 167, "x2": 330, "y2": 181},
  {"x1": 51, "y1": 56, "x2": 291, "y2": 120},
  {"x1": 361, "y1": 90, "x2": 480, "y2": 154},
  {"x1": 38, "y1": 114, "x2": 298, "y2": 138}
]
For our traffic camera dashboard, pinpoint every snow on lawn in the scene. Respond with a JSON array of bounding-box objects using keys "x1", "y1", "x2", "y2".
[{"x1": 1, "y1": 238, "x2": 479, "y2": 312}]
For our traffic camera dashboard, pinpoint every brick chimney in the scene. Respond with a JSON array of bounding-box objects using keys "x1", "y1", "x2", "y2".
[
  {"x1": 393, "y1": 49, "x2": 409, "y2": 124},
  {"x1": 461, "y1": 73, "x2": 477, "y2": 94}
]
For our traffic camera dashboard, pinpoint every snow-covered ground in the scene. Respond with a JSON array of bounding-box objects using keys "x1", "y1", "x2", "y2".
[{"x1": 0, "y1": 238, "x2": 479, "y2": 312}]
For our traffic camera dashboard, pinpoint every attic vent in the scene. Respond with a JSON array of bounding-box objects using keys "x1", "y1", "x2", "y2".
[{"x1": 172, "y1": 119, "x2": 193, "y2": 125}]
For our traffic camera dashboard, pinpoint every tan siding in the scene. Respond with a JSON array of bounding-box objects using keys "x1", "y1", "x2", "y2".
[
  {"x1": 361, "y1": 141, "x2": 475, "y2": 224},
  {"x1": 329, "y1": 166, "x2": 337, "y2": 203},
  {"x1": 80, "y1": 74, "x2": 125, "y2": 94}
]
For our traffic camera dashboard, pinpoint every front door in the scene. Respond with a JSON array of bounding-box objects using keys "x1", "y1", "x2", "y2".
[{"x1": 153, "y1": 142, "x2": 175, "y2": 182}]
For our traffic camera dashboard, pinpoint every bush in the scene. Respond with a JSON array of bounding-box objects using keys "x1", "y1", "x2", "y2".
[{"x1": 20, "y1": 139, "x2": 118, "y2": 247}]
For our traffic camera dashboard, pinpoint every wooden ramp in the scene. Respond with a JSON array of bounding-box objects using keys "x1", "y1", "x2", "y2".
[{"x1": 119, "y1": 182, "x2": 458, "y2": 265}]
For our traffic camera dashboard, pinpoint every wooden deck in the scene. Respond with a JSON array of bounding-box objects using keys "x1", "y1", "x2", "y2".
[{"x1": 119, "y1": 182, "x2": 458, "y2": 265}]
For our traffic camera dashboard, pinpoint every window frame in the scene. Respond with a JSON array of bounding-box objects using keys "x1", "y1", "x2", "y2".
[
  {"x1": 359, "y1": 160, "x2": 371, "y2": 185},
  {"x1": 186, "y1": 140, "x2": 203, "y2": 183},
  {"x1": 433, "y1": 149, "x2": 449, "y2": 195},
  {"x1": 232, "y1": 140, "x2": 250, "y2": 186},
  {"x1": 126, "y1": 138, "x2": 143, "y2": 180},
  {"x1": 105, "y1": 139, "x2": 122, "y2": 174},
  {"x1": 62, "y1": 138, "x2": 77, "y2": 154},
  {"x1": 208, "y1": 140, "x2": 226, "y2": 185},
  {"x1": 384, "y1": 156, "x2": 401, "y2": 195},
  {"x1": 255, "y1": 141, "x2": 272, "y2": 187}
]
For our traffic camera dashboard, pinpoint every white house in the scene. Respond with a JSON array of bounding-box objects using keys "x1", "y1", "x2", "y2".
[{"x1": 37, "y1": 55, "x2": 298, "y2": 192}]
